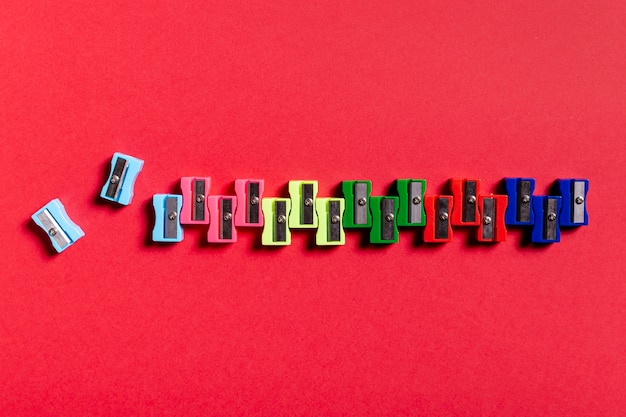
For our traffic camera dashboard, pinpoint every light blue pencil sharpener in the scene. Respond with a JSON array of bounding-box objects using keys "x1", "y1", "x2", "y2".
[
  {"x1": 100, "y1": 152, "x2": 144, "y2": 205},
  {"x1": 152, "y1": 194, "x2": 183, "y2": 243},
  {"x1": 32, "y1": 199, "x2": 85, "y2": 253}
]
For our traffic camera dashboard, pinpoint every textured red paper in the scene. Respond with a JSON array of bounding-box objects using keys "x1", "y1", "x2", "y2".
[{"x1": 1, "y1": 1, "x2": 625, "y2": 416}]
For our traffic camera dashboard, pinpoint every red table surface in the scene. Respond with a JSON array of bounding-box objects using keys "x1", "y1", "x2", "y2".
[{"x1": 1, "y1": 1, "x2": 625, "y2": 416}]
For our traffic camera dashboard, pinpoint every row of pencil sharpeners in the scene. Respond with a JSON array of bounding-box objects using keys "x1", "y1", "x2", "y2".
[{"x1": 31, "y1": 152, "x2": 589, "y2": 253}]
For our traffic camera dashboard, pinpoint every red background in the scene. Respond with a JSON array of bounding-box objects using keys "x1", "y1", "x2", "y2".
[{"x1": 1, "y1": 1, "x2": 625, "y2": 415}]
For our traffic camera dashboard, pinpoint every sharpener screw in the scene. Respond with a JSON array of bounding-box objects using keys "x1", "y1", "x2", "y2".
[
  {"x1": 521, "y1": 195, "x2": 530, "y2": 204},
  {"x1": 483, "y1": 216, "x2": 492, "y2": 225},
  {"x1": 223, "y1": 213, "x2": 232, "y2": 221},
  {"x1": 196, "y1": 194, "x2": 205, "y2": 203},
  {"x1": 439, "y1": 212, "x2": 448, "y2": 221},
  {"x1": 467, "y1": 195, "x2": 476, "y2": 204},
  {"x1": 304, "y1": 198, "x2": 313, "y2": 207},
  {"x1": 277, "y1": 215, "x2": 286, "y2": 224},
  {"x1": 49, "y1": 228, "x2": 57, "y2": 236},
  {"x1": 385, "y1": 213, "x2": 394, "y2": 222},
  {"x1": 412, "y1": 196, "x2": 421, "y2": 205},
  {"x1": 358, "y1": 198, "x2": 367, "y2": 206},
  {"x1": 110, "y1": 175, "x2": 120, "y2": 184},
  {"x1": 250, "y1": 196, "x2": 259, "y2": 205},
  {"x1": 331, "y1": 215, "x2": 340, "y2": 224},
  {"x1": 168, "y1": 212, "x2": 177, "y2": 220},
  {"x1": 575, "y1": 196, "x2": 584, "y2": 204},
  {"x1": 547, "y1": 213, "x2": 556, "y2": 221}
]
